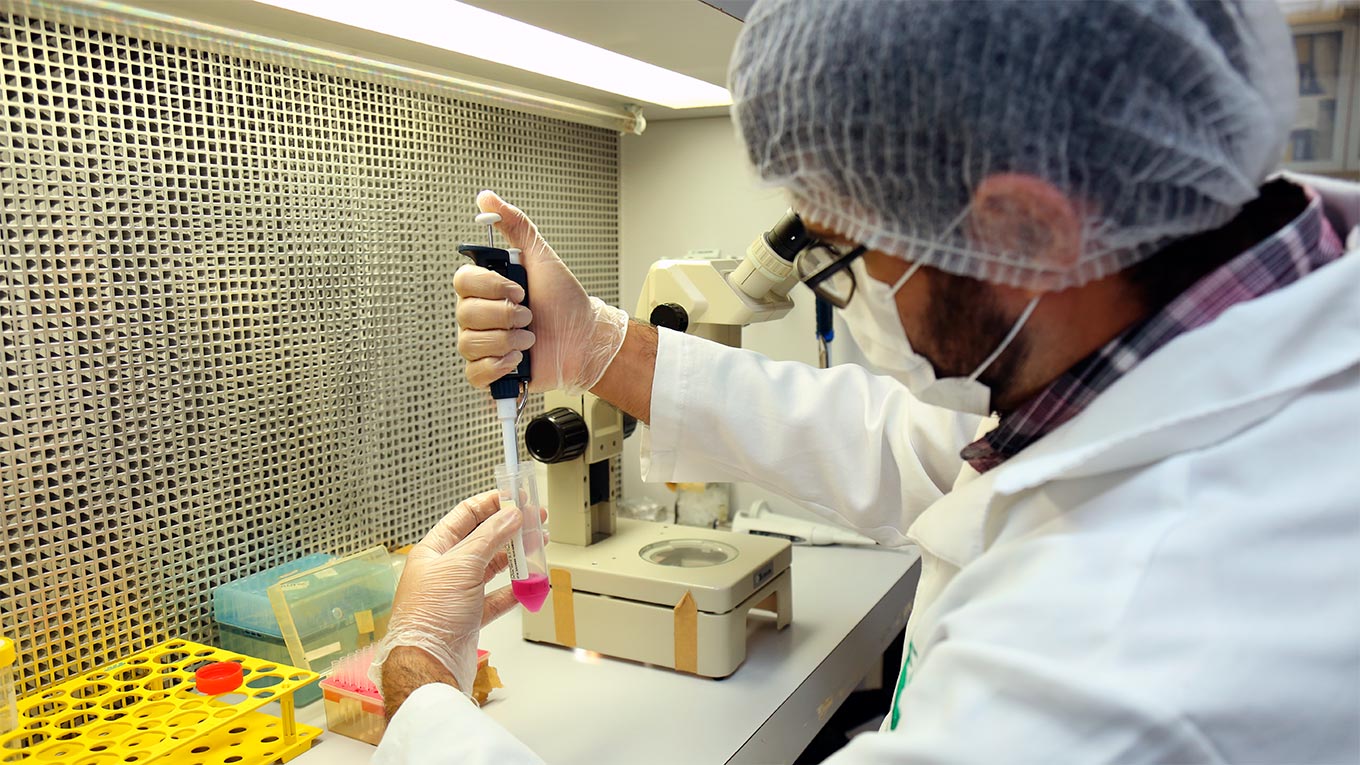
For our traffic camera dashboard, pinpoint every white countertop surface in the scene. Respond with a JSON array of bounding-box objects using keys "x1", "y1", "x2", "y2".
[{"x1": 290, "y1": 544, "x2": 920, "y2": 765}]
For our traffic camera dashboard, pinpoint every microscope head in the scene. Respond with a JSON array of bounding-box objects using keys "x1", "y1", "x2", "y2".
[{"x1": 728, "y1": 209, "x2": 810, "y2": 302}]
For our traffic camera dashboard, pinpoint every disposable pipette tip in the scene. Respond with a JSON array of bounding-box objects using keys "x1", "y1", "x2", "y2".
[
  {"x1": 496, "y1": 398, "x2": 519, "y2": 468},
  {"x1": 326, "y1": 644, "x2": 381, "y2": 700}
]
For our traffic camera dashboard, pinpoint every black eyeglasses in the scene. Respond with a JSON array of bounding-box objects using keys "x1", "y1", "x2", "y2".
[{"x1": 795, "y1": 241, "x2": 869, "y2": 308}]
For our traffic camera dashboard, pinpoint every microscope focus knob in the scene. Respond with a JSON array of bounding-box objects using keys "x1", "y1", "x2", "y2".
[
  {"x1": 649, "y1": 303, "x2": 689, "y2": 333},
  {"x1": 525, "y1": 407, "x2": 589, "y2": 464}
]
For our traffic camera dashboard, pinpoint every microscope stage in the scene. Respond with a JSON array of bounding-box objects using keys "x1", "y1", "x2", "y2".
[{"x1": 542, "y1": 518, "x2": 791, "y2": 613}]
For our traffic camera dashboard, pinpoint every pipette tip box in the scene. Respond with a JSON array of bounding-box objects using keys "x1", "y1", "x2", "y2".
[{"x1": 212, "y1": 553, "x2": 335, "y2": 706}]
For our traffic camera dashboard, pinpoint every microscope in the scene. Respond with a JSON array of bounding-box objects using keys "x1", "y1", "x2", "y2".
[
  {"x1": 638, "y1": 209, "x2": 809, "y2": 343},
  {"x1": 517, "y1": 211, "x2": 809, "y2": 678}
]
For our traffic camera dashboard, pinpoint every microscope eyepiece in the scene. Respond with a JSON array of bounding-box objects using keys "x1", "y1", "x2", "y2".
[
  {"x1": 762, "y1": 210, "x2": 812, "y2": 262},
  {"x1": 729, "y1": 209, "x2": 812, "y2": 303}
]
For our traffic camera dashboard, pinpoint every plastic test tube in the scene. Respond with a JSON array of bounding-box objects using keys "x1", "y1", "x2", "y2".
[{"x1": 495, "y1": 463, "x2": 549, "y2": 612}]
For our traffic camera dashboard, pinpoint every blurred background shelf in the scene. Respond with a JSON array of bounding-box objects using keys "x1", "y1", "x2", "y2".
[{"x1": 1284, "y1": 12, "x2": 1360, "y2": 177}]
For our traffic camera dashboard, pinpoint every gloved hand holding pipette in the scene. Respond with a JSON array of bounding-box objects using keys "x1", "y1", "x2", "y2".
[
  {"x1": 455, "y1": 205, "x2": 557, "y2": 614},
  {"x1": 454, "y1": 190, "x2": 629, "y2": 395}
]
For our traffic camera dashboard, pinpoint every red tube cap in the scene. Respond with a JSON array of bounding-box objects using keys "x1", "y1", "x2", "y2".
[{"x1": 195, "y1": 661, "x2": 243, "y2": 695}]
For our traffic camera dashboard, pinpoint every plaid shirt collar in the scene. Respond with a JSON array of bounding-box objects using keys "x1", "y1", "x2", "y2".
[{"x1": 961, "y1": 183, "x2": 1347, "y2": 474}]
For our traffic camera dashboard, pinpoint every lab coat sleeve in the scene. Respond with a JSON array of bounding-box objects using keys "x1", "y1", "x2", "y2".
[
  {"x1": 642, "y1": 328, "x2": 981, "y2": 546},
  {"x1": 374, "y1": 683, "x2": 546, "y2": 765}
]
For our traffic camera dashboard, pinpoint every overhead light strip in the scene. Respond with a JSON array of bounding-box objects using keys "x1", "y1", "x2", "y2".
[
  {"x1": 56, "y1": 0, "x2": 648, "y2": 134},
  {"x1": 252, "y1": 0, "x2": 734, "y2": 110}
]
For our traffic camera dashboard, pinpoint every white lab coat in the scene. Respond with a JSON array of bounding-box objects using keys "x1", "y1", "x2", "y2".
[{"x1": 377, "y1": 177, "x2": 1360, "y2": 764}]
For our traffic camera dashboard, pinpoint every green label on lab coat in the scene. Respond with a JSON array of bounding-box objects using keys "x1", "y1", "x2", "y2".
[{"x1": 889, "y1": 641, "x2": 918, "y2": 730}]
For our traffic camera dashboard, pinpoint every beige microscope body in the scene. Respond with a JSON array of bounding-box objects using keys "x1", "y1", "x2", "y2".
[{"x1": 520, "y1": 227, "x2": 805, "y2": 677}]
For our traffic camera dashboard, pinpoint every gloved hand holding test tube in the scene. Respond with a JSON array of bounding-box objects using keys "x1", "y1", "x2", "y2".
[{"x1": 458, "y1": 212, "x2": 550, "y2": 613}]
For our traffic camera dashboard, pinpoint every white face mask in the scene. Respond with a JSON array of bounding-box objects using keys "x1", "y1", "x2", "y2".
[{"x1": 840, "y1": 259, "x2": 1040, "y2": 415}]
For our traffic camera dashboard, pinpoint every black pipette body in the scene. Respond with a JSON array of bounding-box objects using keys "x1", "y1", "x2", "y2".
[{"x1": 458, "y1": 242, "x2": 530, "y2": 400}]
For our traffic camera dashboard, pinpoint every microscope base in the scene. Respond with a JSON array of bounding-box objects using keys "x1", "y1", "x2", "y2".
[{"x1": 521, "y1": 567, "x2": 792, "y2": 678}]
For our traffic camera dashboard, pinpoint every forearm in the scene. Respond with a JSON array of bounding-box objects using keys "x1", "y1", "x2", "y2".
[
  {"x1": 381, "y1": 646, "x2": 460, "y2": 721},
  {"x1": 589, "y1": 319, "x2": 657, "y2": 425},
  {"x1": 641, "y1": 329, "x2": 974, "y2": 544}
]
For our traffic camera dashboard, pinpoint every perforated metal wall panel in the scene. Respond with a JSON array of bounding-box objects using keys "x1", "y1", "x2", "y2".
[{"x1": 0, "y1": 0, "x2": 620, "y2": 694}]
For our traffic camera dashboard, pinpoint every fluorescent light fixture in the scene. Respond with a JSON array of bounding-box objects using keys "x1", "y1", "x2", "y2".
[{"x1": 250, "y1": 0, "x2": 734, "y2": 109}]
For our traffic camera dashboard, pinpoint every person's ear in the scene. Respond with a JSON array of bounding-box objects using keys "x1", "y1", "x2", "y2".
[{"x1": 969, "y1": 174, "x2": 1082, "y2": 283}]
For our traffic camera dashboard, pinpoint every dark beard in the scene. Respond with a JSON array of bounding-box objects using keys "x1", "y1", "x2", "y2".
[{"x1": 922, "y1": 270, "x2": 1030, "y2": 413}]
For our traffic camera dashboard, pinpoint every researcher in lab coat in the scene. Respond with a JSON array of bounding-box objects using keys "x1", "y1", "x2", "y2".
[{"x1": 370, "y1": 1, "x2": 1360, "y2": 762}]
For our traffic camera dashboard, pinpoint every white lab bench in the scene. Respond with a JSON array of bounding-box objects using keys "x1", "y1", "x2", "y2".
[{"x1": 289, "y1": 545, "x2": 920, "y2": 765}]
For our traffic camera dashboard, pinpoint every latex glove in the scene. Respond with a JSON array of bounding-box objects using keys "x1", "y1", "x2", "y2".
[
  {"x1": 454, "y1": 190, "x2": 629, "y2": 394},
  {"x1": 369, "y1": 490, "x2": 522, "y2": 696}
]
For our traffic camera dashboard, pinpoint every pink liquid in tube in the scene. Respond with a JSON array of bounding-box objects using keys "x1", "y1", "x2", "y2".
[
  {"x1": 496, "y1": 463, "x2": 550, "y2": 613},
  {"x1": 512, "y1": 573, "x2": 550, "y2": 612}
]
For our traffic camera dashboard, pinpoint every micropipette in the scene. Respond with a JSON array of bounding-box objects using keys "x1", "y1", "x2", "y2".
[{"x1": 458, "y1": 213, "x2": 549, "y2": 612}]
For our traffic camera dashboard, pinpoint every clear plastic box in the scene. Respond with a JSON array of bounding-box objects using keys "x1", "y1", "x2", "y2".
[
  {"x1": 267, "y1": 548, "x2": 399, "y2": 745},
  {"x1": 319, "y1": 648, "x2": 495, "y2": 746},
  {"x1": 266, "y1": 547, "x2": 398, "y2": 676},
  {"x1": 319, "y1": 674, "x2": 386, "y2": 746},
  {"x1": 212, "y1": 553, "x2": 335, "y2": 705}
]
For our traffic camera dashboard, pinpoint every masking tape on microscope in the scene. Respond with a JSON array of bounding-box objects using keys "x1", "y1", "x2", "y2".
[
  {"x1": 548, "y1": 568, "x2": 699, "y2": 672},
  {"x1": 550, "y1": 568, "x2": 577, "y2": 647},
  {"x1": 674, "y1": 591, "x2": 698, "y2": 674}
]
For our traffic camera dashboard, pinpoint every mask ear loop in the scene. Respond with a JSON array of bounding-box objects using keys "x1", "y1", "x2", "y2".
[
  {"x1": 884, "y1": 204, "x2": 969, "y2": 294},
  {"x1": 888, "y1": 261, "x2": 924, "y2": 296},
  {"x1": 967, "y1": 295, "x2": 1041, "y2": 382}
]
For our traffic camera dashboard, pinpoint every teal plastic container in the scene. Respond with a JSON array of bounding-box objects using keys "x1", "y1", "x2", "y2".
[{"x1": 213, "y1": 554, "x2": 335, "y2": 706}]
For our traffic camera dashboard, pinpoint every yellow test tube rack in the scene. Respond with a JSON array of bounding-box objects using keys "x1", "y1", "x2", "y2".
[{"x1": 1, "y1": 638, "x2": 321, "y2": 764}]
